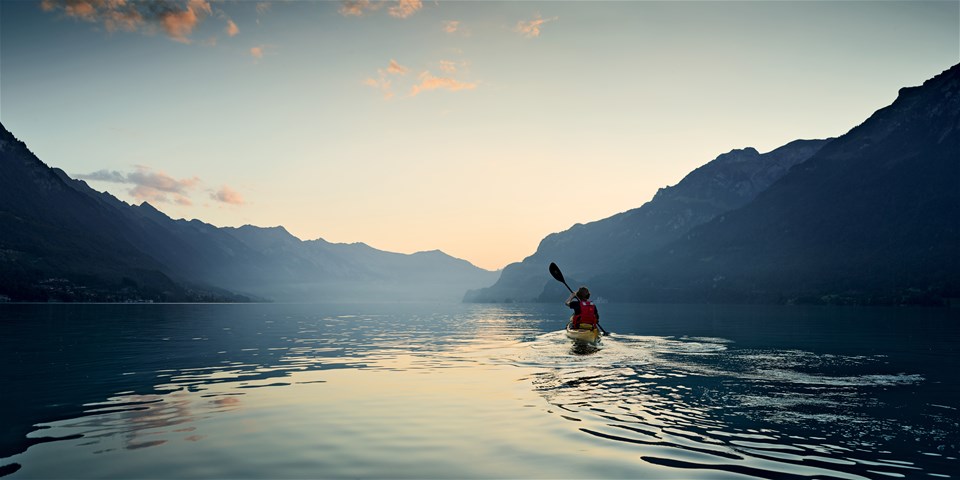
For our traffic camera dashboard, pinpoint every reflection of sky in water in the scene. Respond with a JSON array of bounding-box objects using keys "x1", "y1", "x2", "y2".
[{"x1": 0, "y1": 304, "x2": 957, "y2": 479}]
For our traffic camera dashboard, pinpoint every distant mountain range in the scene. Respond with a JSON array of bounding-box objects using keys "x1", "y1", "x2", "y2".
[
  {"x1": 0, "y1": 127, "x2": 497, "y2": 302},
  {"x1": 4, "y1": 64, "x2": 957, "y2": 305},
  {"x1": 467, "y1": 63, "x2": 960, "y2": 306}
]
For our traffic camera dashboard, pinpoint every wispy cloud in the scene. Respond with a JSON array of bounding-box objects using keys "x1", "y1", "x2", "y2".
[
  {"x1": 40, "y1": 0, "x2": 215, "y2": 44},
  {"x1": 211, "y1": 185, "x2": 245, "y2": 205},
  {"x1": 410, "y1": 71, "x2": 477, "y2": 97},
  {"x1": 226, "y1": 19, "x2": 239, "y2": 37},
  {"x1": 443, "y1": 20, "x2": 459, "y2": 34},
  {"x1": 339, "y1": 0, "x2": 421, "y2": 18},
  {"x1": 388, "y1": 0, "x2": 421, "y2": 19},
  {"x1": 250, "y1": 45, "x2": 272, "y2": 61},
  {"x1": 363, "y1": 59, "x2": 411, "y2": 98},
  {"x1": 339, "y1": 0, "x2": 380, "y2": 17},
  {"x1": 438, "y1": 60, "x2": 460, "y2": 74},
  {"x1": 365, "y1": 57, "x2": 477, "y2": 99},
  {"x1": 76, "y1": 166, "x2": 202, "y2": 205},
  {"x1": 160, "y1": 0, "x2": 212, "y2": 43},
  {"x1": 255, "y1": 1, "x2": 271, "y2": 24},
  {"x1": 386, "y1": 59, "x2": 409, "y2": 75},
  {"x1": 516, "y1": 13, "x2": 557, "y2": 38},
  {"x1": 363, "y1": 77, "x2": 393, "y2": 99}
]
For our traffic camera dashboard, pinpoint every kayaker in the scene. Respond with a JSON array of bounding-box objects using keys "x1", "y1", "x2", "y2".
[{"x1": 566, "y1": 286, "x2": 599, "y2": 330}]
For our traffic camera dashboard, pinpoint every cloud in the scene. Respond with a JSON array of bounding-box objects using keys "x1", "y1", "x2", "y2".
[
  {"x1": 75, "y1": 169, "x2": 127, "y2": 183},
  {"x1": 386, "y1": 59, "x2": 408, "y2": 75},
  {"x1": 339, "y1": 0, "x2": 420, "y2": 18},
  {"x1": 443, "y1": 20, "x2": 459, "y2": 34},
  {"x1": 159, "y1": 0, "x2": 212, "y2": 43},
  {"x1": 226, "y1": 19, "x2": 239, "y2": 37},
  {"x1": 211, "y1": 185, "x2": 245, "y2": 205},
  {"x1": 410, "y1": 71, "x2": 477, "y2": 97},
  {"x1": 516, "y1": 14, "x2": 557, "y2": 38},
  {"x1": 438, "y1": 60, "x2": 458, "y2": 74},
  {"x1": 40, "y1": 0, "x2": 214, "y2": 44},
  {"x1": 127, "y1": 167, "x2": 199, "y2": 193},
  {"x1": 388, "y1": 0, "x2": 421, "y2": 19},
  {"x1": 339, "y1": 0, "x2": 380, "y2": 16},
  {"x1": 363, "y1": 59, "x2": 410, "y2": 98},
  {"x1": 75, "y1": 166, "x2": 202, "y2": 205},
  {"x1": 365, "y1": 58, "x2": 477, "y2": 99},
  {"x1": 256, "y1": 2, "x2": 271, "y2": 15},
  {"x1": 363, "y1": 76, "x2": 393, "y2": 99},
  {"x1": 250, "y1": 46, "x2": 264, "y2": 59}
]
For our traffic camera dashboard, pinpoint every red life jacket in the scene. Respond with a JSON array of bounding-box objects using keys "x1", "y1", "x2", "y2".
[{"x1": 573, "y1": 299, "x2": 598, "y2": 326}]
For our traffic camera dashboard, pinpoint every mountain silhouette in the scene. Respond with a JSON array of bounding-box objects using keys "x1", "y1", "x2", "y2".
[
  {"x1": 597, "y1": 63, "x2": 960, "y2": 305},
  {"x1": 0, "y1": 125, "x2": 497, "y2": 302},
  {"x1": 465, "y1": 139, "x2": 830, "y2": 302},
  {"x1": 467, "y1": 63, "x2": 959, "y2": 306}
]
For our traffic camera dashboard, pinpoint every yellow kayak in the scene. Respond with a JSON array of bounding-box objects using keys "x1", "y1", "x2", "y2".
[{"x1": 565, "y1": 323, "x2": 600, "y2": 344}]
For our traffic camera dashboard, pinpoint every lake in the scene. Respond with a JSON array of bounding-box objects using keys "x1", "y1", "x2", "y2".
[{"x1": 0, "y1": 303, "x2": 957, "y2": 478}]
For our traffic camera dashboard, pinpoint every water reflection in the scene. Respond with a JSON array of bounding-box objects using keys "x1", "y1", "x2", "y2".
[
  {"x1": 518, "y1": 332, "x2": 957, "y2": 479},
  {"x1": 0, "y1": 303, "x2": 957, "y2": 479}
]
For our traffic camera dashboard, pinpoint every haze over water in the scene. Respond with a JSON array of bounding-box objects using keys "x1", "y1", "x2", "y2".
[{"x1": 1, "y1": 303, "x2": 957, "y2": 478}]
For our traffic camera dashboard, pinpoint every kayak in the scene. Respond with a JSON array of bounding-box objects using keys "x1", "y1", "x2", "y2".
[{"x1": 565, "y1": 323, "x2": 600, "y2": 345}]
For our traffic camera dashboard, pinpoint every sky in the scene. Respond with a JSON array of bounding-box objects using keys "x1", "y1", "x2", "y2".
[{"x1": 1, "y1": 1, "x2": 957, "y2": 271}]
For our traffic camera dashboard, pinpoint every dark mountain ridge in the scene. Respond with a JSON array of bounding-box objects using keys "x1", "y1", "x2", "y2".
[
  {"x1": 597, "y1": 63, "x2": 960, "y2": 305},
  {"x1": 0, "y1": 125, "x2": 497, "y2": 302},
  {"x1": 465, "y1": 138, "x2": 831, "y2": 302},
  {"x1": 467, "y1": 62, "x2": 959, "y2": 306},
  {"x1": 0, "y1": 128, "x2": 197, "y2": 301}
]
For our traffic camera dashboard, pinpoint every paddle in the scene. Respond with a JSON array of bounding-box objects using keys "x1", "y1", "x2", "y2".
[{"x1": 548, "y1": 262, "x2": 608, "y2": 336}]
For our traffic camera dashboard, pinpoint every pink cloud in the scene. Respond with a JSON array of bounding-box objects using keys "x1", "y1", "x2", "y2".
[
  {"x1": 64, "y1": 1, "x2": 97, "y2": 19},
  {"x1": 388, "y1": 0, "x2": 421, "y2": 19},
  {"x1": 40, "y1": 0, "x2": 214, "y2": 43},
  {"x1": 386, "y1": 59, "x2": 408, "y2": 75},
  {"x1": 250, "y1": 46, "x2": 264, "y2": 59},
  {"x1": 438, "y1": 60, "x2": 458, "y2": 74},
  {"x1": 516, "y1": 14, "x2": 557, "y2": 38},
  {"x1": 76, "y1": 165, "x2": 201, "y2": 205},
  {"x1": 226, "y1": 19, "x2": 239, "y2": 37},
  {"x1": 443, "y1": 20, "x2": 459, "y2": 34},
  {"x1": 340, "y1": 0, "x2": 420, "y2": 19},
  {"x1": 159, "y1": 0, "x2": 212, "y2": 43},
  {"x1": 409, "y1": 71, "x2": 477, "y2": 97},
  {"x1": 363, "y1": 77, "x2": 394, "y2": 99},
  {"x1": 211, "y1": 186, "x2": 245, "y2": 205},
  {"x1": 339, "y1": 0, "x2": 380, "y2": 16},
  {"x1": 126, "y1": 166, "x2": 200, "y2": 194}
]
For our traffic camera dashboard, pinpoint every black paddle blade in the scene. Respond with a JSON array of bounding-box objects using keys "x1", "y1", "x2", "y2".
[
  {"x1": 548, "y1": 262, "x2": 565, "y2": 283},
  {"x1": 549, "y1": 262, "x2": 575, "y2": 294}
]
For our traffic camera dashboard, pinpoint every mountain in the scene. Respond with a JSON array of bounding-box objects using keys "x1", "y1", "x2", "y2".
[
  {"x1": 595, "y1": 63, "x2": 960, "y2": 305},
  {"x1": 0, "y1": 127, "x2": 209, "y2": 301},
  {"x1": 468, "y1": 63, "x2": 959, "y2": 306},
  {"x1": 464, "y1": 138, "x2": 830, "y2": 302},
  {"x1": 0, "y1": 124, "x2": 497, "y2": 302}
]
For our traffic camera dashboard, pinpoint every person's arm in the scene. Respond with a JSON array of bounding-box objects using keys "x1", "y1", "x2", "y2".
[{"x1": 566, "y1": 296, "x2": 581, "y2": 314}]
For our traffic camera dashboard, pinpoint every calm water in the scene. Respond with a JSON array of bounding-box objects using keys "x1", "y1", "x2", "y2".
[{"x1": 0, "y1": 303, "x2": 957, "y2": 479}]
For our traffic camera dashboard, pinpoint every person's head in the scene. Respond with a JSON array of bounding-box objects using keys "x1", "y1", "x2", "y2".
[{"x1": 576, "y1": 286, "x2": 590, "y2": 300}]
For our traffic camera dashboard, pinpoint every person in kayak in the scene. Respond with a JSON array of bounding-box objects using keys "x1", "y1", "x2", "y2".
[{"x1": 566, "y1": 286, "x2": 599, "y2": 330}]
